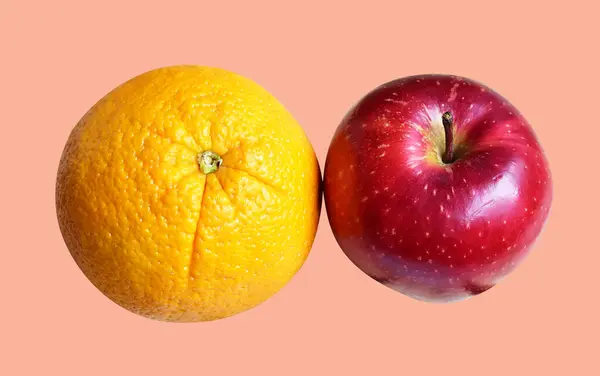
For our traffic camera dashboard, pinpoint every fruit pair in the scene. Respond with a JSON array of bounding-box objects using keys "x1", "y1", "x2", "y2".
[{"x1": 56, "y1": 66, "x2": 552, "y2": 322}]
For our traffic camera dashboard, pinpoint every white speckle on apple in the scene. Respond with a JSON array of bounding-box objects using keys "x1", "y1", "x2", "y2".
[
  {"x1": 478, "y1": 232, "x2": 483, "y2": 237},
  {"x1": 448, "y1": 83, "x2": 459, "y2": 102},
  {"x1": 361, "y1": 124, "x2": 367, "y2": 128},
  {"x1": 440, "y1": 205, "x2": 445, "y2": 213},
  {"x1": 391, "y1": 228, "x2": 396, "y2": 235},
  {"x1": 433, "y1": 189, "x2": 437, "y2": 196},
  {"x1": 426, "y1": 215, "x2": 430, "y2": 221},
  {"x1": 428, "y1": 259, "x2": 433, "y2": 264},
  {"x1": 361, "y1": 196, "x2": 368, "y2": 202},
  {"x1": 378, "y1": 143, "x2": 390, "y2": 149},
  {"x1": 436, "y1": 81, "x2": 440, "y2": 85},
  {"x1": 469, "y1": 104, "x2": 474, "y2": 109},
  {"x1": 374, "y1": 189, "x2": 379, "y2": 195},
  {"x1": 417, "y1": 256, "x2": 422, "y2": 261},
  {"x1": 466, "y1": 222, "x2": 471, "y2": 229},
  {"x1": 425, "y1": 232, "x2": 430, "y2": 238},
  {"x1": 378, "y1": 151, "x2": 386, "y2": 157},
  {"x1": 424, "y1": 184, "x2": 428, "y2": 191}
]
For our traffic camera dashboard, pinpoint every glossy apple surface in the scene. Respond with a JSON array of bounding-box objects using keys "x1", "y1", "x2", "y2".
[{"x1": 324, "y1": 74, "x2": 552, "y2": 302}]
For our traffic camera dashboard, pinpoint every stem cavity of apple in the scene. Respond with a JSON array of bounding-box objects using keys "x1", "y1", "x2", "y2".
[{"x1": 442, "y1": 111, "x2": 455, "y2": 163}]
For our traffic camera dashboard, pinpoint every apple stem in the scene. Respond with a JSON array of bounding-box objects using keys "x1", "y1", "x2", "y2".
[{"x1": 442, "y1": 112, "x2": 454, "y2": 163}]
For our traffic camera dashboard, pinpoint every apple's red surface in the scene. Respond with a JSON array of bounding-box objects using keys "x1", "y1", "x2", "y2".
[{"x1": 324, "y1": 75, "x2": 552, "y2": 302}]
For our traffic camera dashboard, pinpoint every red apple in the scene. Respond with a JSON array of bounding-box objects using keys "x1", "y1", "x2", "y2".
[{"x1": 324, "y1": 74, "x2": 552, "y2": 302}]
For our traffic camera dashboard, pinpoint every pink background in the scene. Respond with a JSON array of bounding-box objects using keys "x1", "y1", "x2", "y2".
[{"x1": 1, "y1": 1, "x2": 598, "y2": 375}]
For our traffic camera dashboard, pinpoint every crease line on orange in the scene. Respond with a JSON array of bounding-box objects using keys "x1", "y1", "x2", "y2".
[
  {"x1": 188, "y1": 116, "x2": 213, "y2": 284},
  {"x1": 188, "y1": 174, "x2": 207, "y2": 283},
  {"x1": 146, "y1": 127, "x2": 198, "y2": 154},
  {"x1": 214, "y1": 173, "x2": 235, "y2": 206},
  {"x1": 221, "y1": 165, "x2": 282, "y2": 193}
]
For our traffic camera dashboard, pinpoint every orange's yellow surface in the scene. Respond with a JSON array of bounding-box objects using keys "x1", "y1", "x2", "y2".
[{"x1": 56, "y1": 66, "x2": 321, "y2": 322}]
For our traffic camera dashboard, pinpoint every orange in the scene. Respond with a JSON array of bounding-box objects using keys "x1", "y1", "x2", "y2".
[{"x1": 55, "y1": 66, "x2": 321, "y2": 322}]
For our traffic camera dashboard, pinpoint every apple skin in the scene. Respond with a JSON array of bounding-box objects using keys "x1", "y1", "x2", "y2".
[{"x1": 324, "y1": 74, "x2": 552, "y2": 302}]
